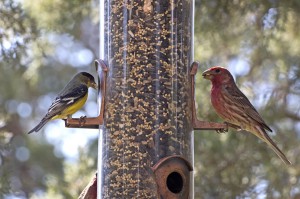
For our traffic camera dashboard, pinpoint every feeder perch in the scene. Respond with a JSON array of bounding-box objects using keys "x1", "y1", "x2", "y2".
[
  {"x1": 190, "y1": 61, "x2": 241, "y2": 132},
  {"x1": 64, "y1": 59, "x2": 108, "y2": 129}
]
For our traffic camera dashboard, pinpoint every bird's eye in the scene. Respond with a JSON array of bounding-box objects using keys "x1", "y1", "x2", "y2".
[{"x1": 215, "y1": 69, "x2": 220, "y2": 73}]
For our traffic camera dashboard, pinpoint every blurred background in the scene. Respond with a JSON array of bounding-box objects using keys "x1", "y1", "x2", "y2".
[{"x1": 0, "y1": 0, "x2": 299, "y2": 198}]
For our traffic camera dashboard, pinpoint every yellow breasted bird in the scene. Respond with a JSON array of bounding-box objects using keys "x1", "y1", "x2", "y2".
[{"x1": 28, "y1": 72, "x2": 97, "y2": 134}]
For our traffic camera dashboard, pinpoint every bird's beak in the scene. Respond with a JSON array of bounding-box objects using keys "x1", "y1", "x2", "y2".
[
  {"x1": 91, "y1": 81, "x2": 98, "y2": 89},
  {"x1": 202, "y1": 70, "x2": 213, "y2": 80}
]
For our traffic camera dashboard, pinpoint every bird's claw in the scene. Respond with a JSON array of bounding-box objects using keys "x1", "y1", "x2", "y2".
[
  {"x1": 216, "y1": 128, "x2": 227, "y2": 134},
  {"x1": 215, "y1": 122, "x2": 242, "y2": 133},
  {"x1": 224, "y1": 122, "x2": 242, "y2": 131},
  {"x1": 79, "y1": 116, "x2": 87, "y2": 126}
]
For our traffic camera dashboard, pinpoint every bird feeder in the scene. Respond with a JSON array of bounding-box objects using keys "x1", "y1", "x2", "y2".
[
  {"x1": 65, "y1": 0, "x2": 230, "y2": 197},
  {"x1": 98, "y1": 0, "x2": 195, "y2": 196}
]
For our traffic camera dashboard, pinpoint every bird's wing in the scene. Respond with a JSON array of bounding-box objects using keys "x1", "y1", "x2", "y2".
[
  {"x1": 223, "y1": 84, "x2": 272, "y2": 132},
  {"x1": 45, "y1": 84, "x2": 88, "y2": 120}
]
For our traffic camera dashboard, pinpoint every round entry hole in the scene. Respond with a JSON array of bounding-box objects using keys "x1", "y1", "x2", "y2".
[{"x1": 166, "y1": 171, "x2": 183, "y2": 194}]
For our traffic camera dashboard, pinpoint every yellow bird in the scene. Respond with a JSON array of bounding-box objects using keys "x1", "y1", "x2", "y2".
[{"x1": 28, "y1": 72, "x2": 97, "y2": 134}]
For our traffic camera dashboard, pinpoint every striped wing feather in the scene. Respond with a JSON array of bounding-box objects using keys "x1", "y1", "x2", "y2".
[{"x1": 223, "y1": 84, "x2": 272, "y2": 132}]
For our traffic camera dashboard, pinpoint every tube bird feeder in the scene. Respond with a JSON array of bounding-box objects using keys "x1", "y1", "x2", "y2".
[
  {"x1": 99, "y1": 0, "x2": 194, "y2": 197},
  {"x1": 65, "y1": 0, "x2": 232, "y2": 197}
]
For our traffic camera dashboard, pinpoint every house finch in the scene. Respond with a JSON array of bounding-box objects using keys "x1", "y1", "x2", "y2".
[{"x1": 202, "y1": 66, "x2": 291, "y2": 165}]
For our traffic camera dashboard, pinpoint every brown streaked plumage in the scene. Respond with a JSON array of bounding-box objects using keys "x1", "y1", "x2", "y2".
[{"x1": 202, "y1": 66, "x2": 291, "y2": 165}]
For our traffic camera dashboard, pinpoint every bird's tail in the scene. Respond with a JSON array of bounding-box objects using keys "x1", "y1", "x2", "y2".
[
  {"x1": 28, "y1": 118, "x2": 50, "y2": 134},
  {"x1": 257, "y1": 127, "x2": 291, "y2": 165}
]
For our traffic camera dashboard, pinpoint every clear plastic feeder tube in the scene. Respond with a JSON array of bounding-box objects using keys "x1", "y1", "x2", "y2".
[{"x1": 98, "y1": 0, "x2": 194, "y2": 197}]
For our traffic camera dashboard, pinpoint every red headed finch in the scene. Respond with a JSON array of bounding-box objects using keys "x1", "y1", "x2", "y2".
[{"x1": 202, "y1": 66, "x2": 291, "y2": 165}]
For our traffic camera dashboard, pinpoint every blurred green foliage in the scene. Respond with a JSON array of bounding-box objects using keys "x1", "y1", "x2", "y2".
[
  {"x1": 194, "y1": 1, "x2": 300, "y2": 198},
  {"x1": 0, "y1": 0, "x2": 299, "y2": 198}
]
